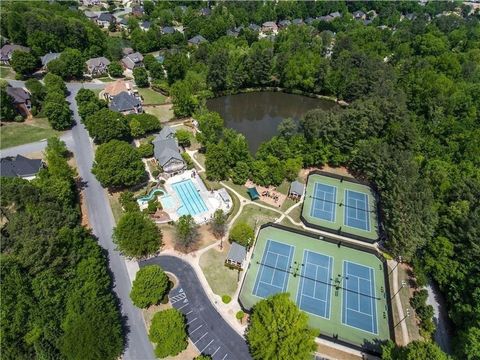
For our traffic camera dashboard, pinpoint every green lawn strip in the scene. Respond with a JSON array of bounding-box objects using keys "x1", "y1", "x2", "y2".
[
  {"x1": 232, "y1": 204, "x2": 280, "y2": 230},
  {"x1": 199, "y1": 245, "x2": 239, "y2": 297},
  {"x1": 226, "y1": 189, "x2": 241, "y2": 222},
  {"x1": 302, "y1": 173, "x2": 379, "y2": 241},
  {"x1": 199, "y1": 173, "x2": 222, "y2": 191},
  {"x1": 278, "y1": 217, "x2": 304, "y2": 230},
  {"x1": 97, "y1": 77, "x2": 115, "y2": 82},
  {"x1": 0, "y1": 118, "x2": 60, "y2": 149},
  {"x1": 396, "y1": 266, "x2": 421, "y2": 341},
  {"x1": 138, "y1": 88, "x2": 166, "y2": 105},
  {"x1": 240, "y1": 226, "x2": 391, "y2": 347},
  {"x1": 0, "y1": 66, "x2": 15, "y2": 79},
  {"x1": 276, "y1": 180, "x2": 290, "y2": 195},
  {"x1": 223, "y1": 180, "x2": 250, "y2": 200},
  {"x1": 144, "y1": 105, "x2": 173, "y2": 123},
  {"x1": 107, "y1": 193, "x2": 124, "y2": 224},
  {"x1": 193, "y1": 152, "x2": 206, "y2": 169},
  {"x1": 288, "y1": 204, "x2": 303, "y2": 223}
]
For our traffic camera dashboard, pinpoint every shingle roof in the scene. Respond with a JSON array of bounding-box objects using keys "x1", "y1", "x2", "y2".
[
  {"x1": 279, "y1": 19, "x2": 291, "y2": 27},
  {"x1": 109, "y1": 91, "x2": 141, "y2": 112},
  {"x1": 249, "y1": 23, "x2": 261, "y2": 31},
  {"x1": 6, "y1": 87, "x2": 30, "y2": 104},
  {"x1": 1, "y1": 155, "x2": 43, "y2": 178},
  {"x1": 162, "y1": 26, "x2": 175, "y2": 34},
  {"x1": 41, "y1": 52, "x2": 61, "y2": 66},
  {"x1": 122, "y1": 52, "x2": 143, "y2": 69},
  {"x1": 188, "y1": 35, "x2": 208, "y2": 45},
  {"x1": 289, "y1": 181, "x2": 305, "y2": 196},
  {"x1": 227, "y1": 242, "x2": 247, "y2": 264},
  {"x1": 158, "y1": 125, "x2": 175, "y2": 140},
  {"x1": 0, "y1": 44, "x2": 30, "y2": 59},
  {"x1": 292, "y1": 18, "x2": 304, "y2": 25},
  {"x1": 152, "y1": 138, "x2": 183, "y2": 167},
  {"x1": 98, "y1": 12, "x2": 114, "y2": 22},
  {"x1": 141, "y1": 21, "x2": 151, "y2": 29},
  {"x1": 86, "y1": 56, "x2": 111, "y2": 68}
]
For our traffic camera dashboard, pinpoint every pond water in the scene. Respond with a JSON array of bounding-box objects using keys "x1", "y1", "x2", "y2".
[{"x1": 206, "y1": 91, "x2": 335, "y2": 153}]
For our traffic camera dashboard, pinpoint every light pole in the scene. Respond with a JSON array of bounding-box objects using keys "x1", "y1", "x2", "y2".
[
  {"x1": 388, "y1": 256, "x2": 403, "y2": 276},
  {"x1": 394, "y1": 308, "x2": 410, "y2": 328},
  {"x1": 391, "y1": 280, "x2": 407, "y2": 300}
]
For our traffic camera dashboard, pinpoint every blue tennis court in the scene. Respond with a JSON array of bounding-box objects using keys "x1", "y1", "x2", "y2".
[
  {"x1": 344, "y1": 190, "x2": 370, "y2": 231},
  {"x1": 253, "y1": 240, "x2": 294, "y2": 299},
  {"x1": 342, "y1": 261, "x2": 377, "y2": 334},
  {"x1": 310, "y1": 183, "x2": 337, "y2": 222},
  {"x1": 172, "y1": 179, "x2": 208, "y2": 216},
  {"x1": 296, "y1": 250, "x2": 333, "y2": 319}
]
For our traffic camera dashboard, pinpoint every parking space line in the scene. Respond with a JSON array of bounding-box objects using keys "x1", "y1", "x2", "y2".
[
  {"x1": 178, "y1": 302, "x2": 189, "y2": 310},
  {"x1": 187, "y1": 317, "x2": 197, "y2": 325},
  {"x1": 200, "y1": 339, "x2": 214, "y2": 353},
  {"x1": 190, "y1": 324, "x2": 203, "y2": 334},
  {"x1": 194, "y1": 332, "x2": 208, "y2": 344},
  {"x1": 212, "y1": 346, "x2": 221, "y2": 356},
  {"x1": 221, "y1": 354, "x2": 228, "y2": 360},
  {"x1": 186, "y1": 310, "x2": 193, "y2": 315}
]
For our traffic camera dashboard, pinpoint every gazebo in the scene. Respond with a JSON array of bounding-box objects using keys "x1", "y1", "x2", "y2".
[
  {"x1": 289, "y1": 181, "x2": 305, "y2": 200},
  {"x1": 225, "y1": 242, "x2": 247, "y2": 269},
  {"x1": 247, "y1": 187, "x2": 260, "y2": 200}
]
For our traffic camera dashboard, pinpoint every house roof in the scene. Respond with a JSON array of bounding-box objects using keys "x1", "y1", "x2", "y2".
[
  {"x1": 105, "y1": 80, "x2": 132, "y2": 96},
  {"x1": 218, "y1": 188, "x2": 230, "y2": 203},
  {"x1": 1, "y1": 155, "x2": 42, "y2": 178},
  {"x1": 248, "y1": 23, "x2": 261, "y2": 31},
  {"x1": 98, "y1": 12, "x2": 114, "y2": 22},
  {"x1": 84, "y1": 10, "x2": 99, "y2": 18},
  {"x1": 152, "y1": 138, "x2": 183, "y2": 167},
  {"x1": 227, "y1": 29, "x2": 239, "y2": 37},
  {"x1": 330, "y1": 12, "x2": 341, "y2": 18},
  {"x1": 40, "y1": 52, "x2": 61, "y2": 66},
  {"x1": 353, "y1": 10, "x2": 366, "y2": 18},
  {"x1": 188, "y1": 35, "x2": 207, "y2": 45},
  {"x1": 109, "y1": 91, "x2": 141, "y2": 112},
  {"x1": 226, "y1": 242, "x2": 247, "y2": 264},
  {"x1": 0, "y1": 44, "x2": 30, "y2": 58},
  {"x1": 162, "y1": 26, "x2": 175, "y2": 34},
  {"x1": 6, "y1": 87, "x2": 30, "y2": 104},
  {"x1": 141, "y1": 21, "x2": 151, "y2": 29},
  {"x1": 122, "y1": 47, "x2": 134, "y2": 56},
  {"x1": 278, "y1": 19, "x2": 291, "y2": 26},
  {"x1": 292, "y1": 18, "x2": 304, "y2": 25},
  {"x1": 199, "y1": 7, "x2": 211, "y2": 16},
  {"x1": 86, "y1": 56, "x2": 111, "y2": 68},
  {"x1": 122, "y1": 52, "x2": 143, "y2": 69},
  {"x1": 158, "y1": 125, "x2": 175, "y2": 140},
  {"x1": 289, "y1": 181, "x2": 305, "y2": 196},
  {"x1": 263, "y1": 21, "x2": 277, "y2": 27}
]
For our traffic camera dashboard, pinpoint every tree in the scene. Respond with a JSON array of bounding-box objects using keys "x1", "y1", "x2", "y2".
[
  {"x1": 43, "y1": 100, "x2": 72, "y2": 130},
  {"x1": 175, "y1": 215, "x2": 199, "y2": 250},
  {"x1": 277, "y1": 118, "x2": 297, "y2": 138},
  {"x1": 284, "y1": 157, "x2": 302, "y2": 181},
  {"x1": 175, "y1": 129, "x2": 191, "y2": 147},
  {"x1": 229, "y1": 222, "x2": 254, "y2": 247},
  {"x1": 195, "y1": 356, "x2": 212, "y2": 360},
  {"x1": 127, "y1": 113, "x2": 161, "y2": 137},
  {"x1": 246, "y1": 293, "x2": 317, "y2": 360},
  {"x1": 205, "y1": 142, "x2": 230, "y2": 180},
  {"x1": 119, "y1": 191, "x2": 139, "y2": 212},
  {"x1": 210, "y1": 209, "x2": 227, "y2": 239},
  {"x1": 149, "y1": 309, "x2": 188, "y2": 358},
  {"x1": 44, "y1": 73, "x2": 67, "y2": 95},
  {"x1": 381, "y1": 340, "x2": 448, "y2": 360},
  {"x1": 133, "y1": 67, "x2": 149, "y2": 88},
  {"x1": 130, "y1": 265, "x2": 169, "y2": 308},
  {"x1": 170, "y1": 79, "x2": 199, "y2": 117},
  {"x1": 108, "y1": 62, "x2": 124, "y2": 78},
  {"x1": 10, "y1": 50, "x2": 38, "y2": 76},
  {"x1": 84, "y1": 108, "x2": 130, "y2": 143},
  {"x1": 113, "y1": 211, "x2": 162, "y2": 258},
  {"x1": 137, "y1": 142, "x2": 154, "y2": 158},
  {"x1": 196, "y1": 111, "x2": 224, "y2": 145},
  {"x1": 25, "y1": 78, "x2": 45, "y2": 110},
  {"x1": 231, "y1": 161, "x2": 250, "y2": 185},
  {"x1": 164, "y1": 52, "x2": 189, "y2": 85},
  {"x1": 207, "y1": 48, "x2": 229, "y2": 92},
  {"x1": 48, "y1": 48, "x2": 84, "y2": 80},
  {"x1": 92, "y1": 140, "x2": 146, "y2": 188}
]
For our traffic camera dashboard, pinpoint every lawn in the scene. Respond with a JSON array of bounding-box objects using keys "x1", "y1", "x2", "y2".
[
  {"x1": 97, "y1": 77, "x2": 115, "y2": 82},
  {"x1": 0, "y1": 118, "x2": 61, "y2": 149},
  {"x1": 193, "y1": 152, "x2": 206, "y2": 169},
  {"x1": 145, "y1": 105, "x2": 173, "y2": 123},
  {"x1": 173, "y1": 124, "x2": 200, "y2": 150},
  {"x1": 199, "y1": 244, "x2": 239, "y2": 297},
  {"x1": 0, "y1": 66, "x2": 15, "y2": 79},
  {"x1": 92, "y1": 88, "x2": 102, "y2": 98},
  {"x1": 107, "y1": 191, "x2": 124, "y2": 224},
  {"x1": 138, "y1": 88, "x2": 167, "y2": 105},
  {"x1": 226, "y1": 189, "x2": 241, "y2": 222},
  {"x1": 223, "y1": 180, "x2": 250, "y2": 200},
  {"x1": 233, "y1": 204, "x2": 280, "y2": 230}
]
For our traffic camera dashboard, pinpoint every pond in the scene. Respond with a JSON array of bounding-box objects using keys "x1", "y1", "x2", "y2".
[{"x1": 206, "y1": 91, "x2": 336, "y2": 153}]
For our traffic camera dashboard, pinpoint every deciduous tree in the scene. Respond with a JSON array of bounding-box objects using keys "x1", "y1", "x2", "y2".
[
  {"x1": 149, "y1": 309, "x2": 188, "y2": 358},
  {"x1": 130, "y1": 265, "x2": 169, "y2": 308}
]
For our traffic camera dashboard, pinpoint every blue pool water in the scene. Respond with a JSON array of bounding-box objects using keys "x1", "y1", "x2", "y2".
[
  {"x1": 160, "y1": 195, "x2": 175, "y2": 209},
  {"x1": 172, "y1": 179, "x2": 208, "y2": 216}
]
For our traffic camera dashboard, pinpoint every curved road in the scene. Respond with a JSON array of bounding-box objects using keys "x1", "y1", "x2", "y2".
[{"x1": 140, "y1": 256, "x2": 252, "y2": 360}]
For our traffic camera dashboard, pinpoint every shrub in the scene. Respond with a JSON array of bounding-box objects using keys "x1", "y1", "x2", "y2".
[
  {"x1": 152, "y1": 169, "x2": 160, "y2": 177},
  {"x1": 236, "y1": 310, "x2": 244, "y2": 320},
  {"x1": 119, "y1": 191, "x2": 139, "y2": 212},
  {"x1": 176, "y1": 129, "x2": 191, "y2": 147},
  {"x1": 229, "y1": 222, "x2": 254, "y2": 248},
  {"x1": 181, "y1": 152, "x2": 194, "y2": 169},
  {"x1": 130, "y1": 265, "x2": 169, "y2": 308},
  {"x1": 14, "y1": 114, "x2": 24, "y2": 122},
  {"x1": 222, "y1": 295, "x2": 232, "y2": 304},
  {"x1": 149, "y1": 309, "x2": 188, "y2": 358},
  {"x1": 410, "y1": 289, "x2": 428, "y2": 310},
  {"x1": 108, "y1": 62, "x2": 124, "y2": 78},
  {"x1": 147, "y1": 198, "x2": 158, "y2": 214},
  {"x1": 137, "y1": 142, "x2": 154, "y2": 158}
]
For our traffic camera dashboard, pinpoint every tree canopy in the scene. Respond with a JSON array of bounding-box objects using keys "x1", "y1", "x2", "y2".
[
  {"x1": 148, "y1": 309, "x2": 188, "y2": 358},
  {"x1": 130, "y1": 265, "x2": 169, "y2": 308}
]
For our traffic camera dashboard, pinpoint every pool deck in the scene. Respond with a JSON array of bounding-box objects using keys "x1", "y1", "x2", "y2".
[{"x1": 239, "y1": 224, "x2": 393, "y2": 352}]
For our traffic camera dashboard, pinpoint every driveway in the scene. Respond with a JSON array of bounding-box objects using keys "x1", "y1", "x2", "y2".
[
  {"x1": 66, "y1": 84, "x2": 155, "y2": 360},
  {"x1": 141, "y1": 256, "x2": 252, "y2": 360}
]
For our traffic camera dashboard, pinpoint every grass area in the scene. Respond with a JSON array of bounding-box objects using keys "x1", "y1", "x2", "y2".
[
  {"x1": 145, "y1": 105, "x2": 173, "y2": 123},
  {"x1": 97, "y1": 77, "x2": 115, "y2": 82},
  {"x1": 0, "y1": 118, "x2": 61, "y2": 149},
  {"x1": 138, "y1": 88, "x2": 167, "y2": 105},
  {"x1": 193, "y1": 152, "x2": 206, "y2": 169},
  {"x1": 281, "y1": 197, "x2": 296, "y2": 211},
  {"x1": 199, "y1": 244, "x2": 239, "y2": 297},
  {"x1": 199, "y1": 172, "x2": 222, "y2": 191},
  {"x1": 0, "y1": 66, "x2": 15, "y2": 79},
  {"x1": 233, "y1": 204, "x2": 280, "y2": 230},
  {"x1": 276, "y1": 179, "x2": 290, "y2": 195},
  {"x1": 279, "y1": 217, "x2": 303, "y2": 230},
  {"x1": 226, "y1": 189, "x2": 241, "y2": 222},
  {"x1": 107, "y1": 191, "x2": 124, "y2": 224},
  {"x1": 223, "y1": 180, "x2": 249, "y2": 200},
  {"x1": 92, "y1": 88, "x2": 102, "y2": 98},
  {"x1": 288, "y1": 204, "x2": 302, "y2": 223},
  {"x1": 173, "y1": 124, "x2": 201, "y2": 150},
  {"x1": 397, "y1": 265, "x2": 421, "y2": 341}
]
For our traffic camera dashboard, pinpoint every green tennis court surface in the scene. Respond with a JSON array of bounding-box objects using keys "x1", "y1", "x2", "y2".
[
  {"x1": 302, "y1": 172, "x2": 379, "y2": 242},
  {"x1": 240, "y1": 225, "x2": 391, "y2": 349}
]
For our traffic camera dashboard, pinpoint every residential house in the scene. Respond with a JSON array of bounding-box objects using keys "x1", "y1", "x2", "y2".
[
  {"x1": 132, "y1": 5, "x2": 144, "y2": 17},
  {"x1": 317, "y1": 15, "x2": 333, "y2": 22},
  {"x1": 140, "y1": 21, "x2": 151, "y2": 31},
  {"x1": 226, "y1": 29, "x2": 240, "y2": 37},
  {"x1": 121, "y1": 52, "x2": 144, "y2": 70},
  {"x1": 108, "y1": 91, "x2": 143, "y2": 115},
  {"x1": 353, "y1": 10, "x2": 366, "y2": 20},
  {"x1": 6, "y1": 86, "x2": 31, "y2": 116},
  {"x1": 97, "y1": 13, "x2": 115, "y2": 28},
  {"x1": 199, "y1": 7, "x2": 211, "y2": 16},
  {"x1": 278, "y1": 19, "x2": 291, "y2": 28},
  {"x1": 305, "y1": 17, "x2": 315, "y2": 25},
  {"x1": 330, "y1": 12, "x2": 342, "y2": 20},
  {"x1": 225, "y1": 242, "x2": 247, "y2": 269},
  {"x1": 292, "y1": 18, "x2": 304, "y2": 25},
  {"x1": 81, "y1": 0, "x2": 101, "y2": 6},
  {"x1": 1, "y1": 155, "x2": 43, "y2": 180},
  {"x1": 40, "y1": 52, "x2": 61, "y2": 70},
  {"x1": 0, "y1": 44, "x2": 30, "y2": 65},
  {"x1": 188, "y1": 35, "x2": 208, "y2": 47},
  {"x1": 152, "y1": 126, "x2": 186, "y2": 177},
  {"x1": 86, "y1": 56, "x2": 111, "y2": 76},
  {"x1": 84, "y1": 10, "x2": 99, "y2": 21},
  {"x1": 262, "y1": 21, "x2": 278, "y2": 34},
  {"x1": 403, "y1": 13, "x2": 417, "y2": 21},
  {"x1": 104, "y1": 79, "x2": 135, "y2": 100},
  {"x1": 118, "y1": 18, "x2": 129, "y2": 30},
  {"x1": 162, "y1": 26, "x2": 175, "y2": 34},
  {"x1": 122, "y1": 47, "x2": 134, "y2": 56},
  {"x1": 248, "y1": 23, "x2": 261, "y2": 32}
]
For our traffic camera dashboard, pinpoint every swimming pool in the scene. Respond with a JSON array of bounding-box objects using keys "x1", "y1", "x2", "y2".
[{"x1": 172, "y1": 179, "x2": 208, "y2": 216}]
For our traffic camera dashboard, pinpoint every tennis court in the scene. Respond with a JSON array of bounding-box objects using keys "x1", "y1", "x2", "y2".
[
  {"x1": 310, "y1": 183, "x2": 337, "y2": 222},
  {"x1": 342, "y1": 261, "x2": 378, "y2": 334},
  {"x1": 344, "y1": 190, "x2": 370, "y2": 231},
  {"x1": 301, "y1": 172, "x2": 379, "y2": 242},
  {"x1": 296, "y1": 250, "x2": 333, "y2": 319},
  {"x1": 253, "y1": 239, "x2": 294, "y2": 298}
]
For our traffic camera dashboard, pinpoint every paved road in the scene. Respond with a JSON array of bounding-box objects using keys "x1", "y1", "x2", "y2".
[
  {"x1": 65, "y1": 84, "x2": 155, "y2": 360},
  {"x1": 426, "y1": 282, "x2": 452, "y2": 354},
  {"x1": 141, "y1": 256, "x2": 252, "y2": 360}
]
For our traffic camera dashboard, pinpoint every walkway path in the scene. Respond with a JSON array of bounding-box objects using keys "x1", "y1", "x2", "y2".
[{"x1": 389, "y1": 260, "x2": 409, "y2": 345}]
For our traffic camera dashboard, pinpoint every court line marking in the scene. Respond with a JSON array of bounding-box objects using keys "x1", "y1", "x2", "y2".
[
  {"x1": 310, "y1": 182, "x2": 337, "y2": 223},
  {"x1": 343, "y1": 189, "x2": 370, "y2": 232}
]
